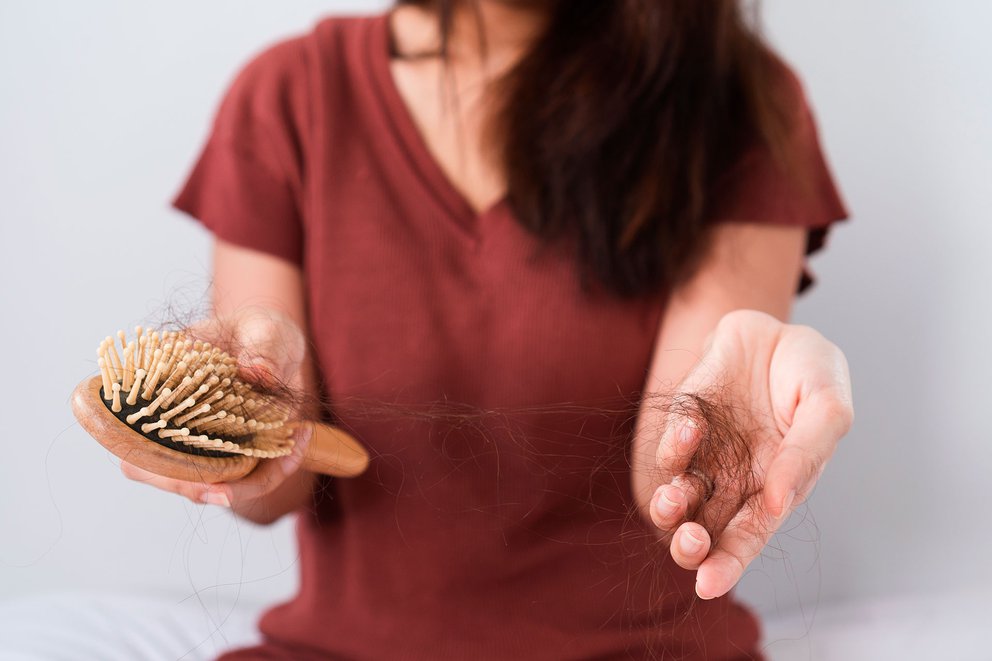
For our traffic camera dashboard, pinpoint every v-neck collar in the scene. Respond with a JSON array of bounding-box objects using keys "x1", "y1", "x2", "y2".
[{"x1": 364, "y1": 12, "x2": 507, "y2": 235}]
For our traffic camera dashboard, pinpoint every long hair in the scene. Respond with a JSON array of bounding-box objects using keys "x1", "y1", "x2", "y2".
[{"x1": 397, "y1": 0, "x2": 799, "y2": 297}]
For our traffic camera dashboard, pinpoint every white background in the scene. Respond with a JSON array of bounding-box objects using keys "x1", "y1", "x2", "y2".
[{"x1": 1, "y1": 1, "x2": 990, "y2": 658}]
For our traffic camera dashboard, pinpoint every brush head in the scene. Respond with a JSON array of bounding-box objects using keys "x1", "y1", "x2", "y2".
[{"x1": 73, "y1": 327, "x2": 300, "y2": 483}]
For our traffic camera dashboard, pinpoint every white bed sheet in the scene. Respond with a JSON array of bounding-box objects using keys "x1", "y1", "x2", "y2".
[
  {"x1": 1, "y1": 589, "x2": 987, "y2": 660},
  {"x1": 0, "y1": 592, "x2": 262, "y2": 661},
  {"x1": 759, "y1": 588, "x2": 990, "y2": 661}
]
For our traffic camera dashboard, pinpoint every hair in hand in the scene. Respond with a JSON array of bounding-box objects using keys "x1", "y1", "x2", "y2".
[{"x1": 662, "y1": 391, "x2": 764, "y2": 545}]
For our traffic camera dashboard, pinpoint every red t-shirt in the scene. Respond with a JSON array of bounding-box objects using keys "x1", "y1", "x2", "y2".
[{"x1": 174, "y1": 13, "x2": 847, "y2": 661}]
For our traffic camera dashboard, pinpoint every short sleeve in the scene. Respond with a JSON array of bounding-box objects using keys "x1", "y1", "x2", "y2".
[
  {"x1": 172, "y1": 37, "x2": 312, "y2": 266},
  {"x1": 707, "y1": 65, "x2": 849, "y2": 292}
]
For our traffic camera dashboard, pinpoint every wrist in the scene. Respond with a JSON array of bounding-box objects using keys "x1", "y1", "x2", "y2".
[{"x1": 229, "y1": 468, "x2": 317, "y2": 525}]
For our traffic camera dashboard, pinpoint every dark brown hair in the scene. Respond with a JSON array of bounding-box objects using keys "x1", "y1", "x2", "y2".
[{"x1": 397, "y1": 0, "x2": 800, "y2": 297}]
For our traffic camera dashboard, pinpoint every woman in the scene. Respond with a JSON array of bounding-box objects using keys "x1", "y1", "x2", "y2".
[{"x1": 128, "y1": 1, "x2": 853, "y2": 658}]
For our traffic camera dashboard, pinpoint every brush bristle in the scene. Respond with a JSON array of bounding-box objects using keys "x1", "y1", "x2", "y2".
[{"x1": 96, "y1": 328, "x2": 295, "y2": 459}]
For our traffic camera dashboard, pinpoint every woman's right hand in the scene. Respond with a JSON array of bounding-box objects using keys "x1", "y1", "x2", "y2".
[{"x1": 119, "y1": 306, "x2": 318, "y2": 524}]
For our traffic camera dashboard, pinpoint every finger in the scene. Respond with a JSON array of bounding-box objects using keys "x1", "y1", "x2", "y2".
[
  {"x1": 649, "y1": 483, "x2": 688, "y2": 531},
  {"x1": 183, "y1": 319, "x2": 279, "y2": 388},
  {"x1": 688, "y1": 464, "x2": 760, "y2": 544},
  {"x1": 654, "y1": 416, "x2": 703, "y2": 485},
  {"x1": 232, "y1": 312, "x2": 304, "y2": 385},
  {"x1": 762, "y1": 392, "x2": 850, "y2": 517},
  {"x1": 694, "y1": 494, "x2": 780, "y2": 600},
  {"x1": 670, "y1": 522, "x2": 711, "y2": 570},
  {"x1": 650, "y1": 472, "x2": 707, "y2": 533},
  {"x1": 119, "y1": 461, "x2": 218, "y2": 505},
  {"x1": 225, "y1": 425, "x2": 312, "y2": 502},
  {"x1": 188, "y1": 312, "x2": 304, "y2": 388}
]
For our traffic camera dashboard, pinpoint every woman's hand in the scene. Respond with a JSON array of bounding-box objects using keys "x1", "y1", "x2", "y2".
[
  {"x1": 119, "y1": 306, "x2": 317, "y2": 524},
  {"x1": 648, "y1": 309, "x2": 853, "y2": 599}
]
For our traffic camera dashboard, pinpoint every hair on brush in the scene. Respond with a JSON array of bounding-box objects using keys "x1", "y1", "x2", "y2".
[{"x1": 72, "y1": 327, "x2": 369, "y2": 483}]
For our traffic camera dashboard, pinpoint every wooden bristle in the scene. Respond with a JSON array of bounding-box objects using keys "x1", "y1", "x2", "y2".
[
  {"x1": 111, "y1": 383, "x2": 122, "y2": 413},
  {"x1": 141, "y1": 419, "x2": 167, "y2": 434},
  {"x1": 126, "y1": 368, "x2": 146, "y2": 406},
  {"x1": 122, "y1": 343, "x2": 135, "y2": 393},
  {"x1": 142, "y1": 348, "x2": 165, "y2": 399},
  {"x1": 143, "y1": 332, "x2": 160, "y2": 372},
  {"x1": 95, "y1": 328, "x2": 295, "y2": 459},
  {"x1": 106, "y1": 337, "x2": 124, "y2": 382},
  {"x1": 98, "y1": 357, "x2": 113, "y2": 401}
]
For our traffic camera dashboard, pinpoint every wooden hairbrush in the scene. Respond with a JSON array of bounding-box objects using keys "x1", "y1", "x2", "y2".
[{"x1": 71, "y1": 327, "x2": 369, "y2": 483}]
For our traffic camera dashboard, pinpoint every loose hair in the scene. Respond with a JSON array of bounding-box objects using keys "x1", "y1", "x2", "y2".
[{"x1": 397, "y1": 0, "x2": 799, "y2": 297}]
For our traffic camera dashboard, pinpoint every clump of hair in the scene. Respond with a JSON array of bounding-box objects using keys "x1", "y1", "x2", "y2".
[{"x1": 662, "y1": 390, "x2": 765, "y2": 545}]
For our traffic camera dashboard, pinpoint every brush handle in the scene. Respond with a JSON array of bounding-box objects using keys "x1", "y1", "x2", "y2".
[{"x1": 300, "y1": 422, "x2": 370, "y2": 478}]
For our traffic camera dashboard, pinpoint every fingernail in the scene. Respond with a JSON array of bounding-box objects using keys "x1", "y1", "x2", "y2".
[
  {"x1": 679, "y1": 530, "x2": 704, "y2": 555},
  {"x1": 203, "y1": 491, "x2": 231, "y2": 508},
  {"x1": 677, "y1": 419, "x2": 697, "y2": 446},
  {"x1": 695, "y1": 580, "x2": 715, "y2": 600},
  {"x1": 778, "y1": 490, "x2": 796, "y2": 520},
  {"x1": 655, "y1": 486, "x2": 681, "y2": 517}
]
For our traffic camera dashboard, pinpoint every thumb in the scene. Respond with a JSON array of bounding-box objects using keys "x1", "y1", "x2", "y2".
[
  {"x1": 761, "y1": 390, "x2": 851, "y2": 518},
  {"x1": 228, "y1": 308, "x2": 306, "y2": 386}
]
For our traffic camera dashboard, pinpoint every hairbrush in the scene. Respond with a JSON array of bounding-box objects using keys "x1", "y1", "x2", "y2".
[{"x1": 71, "y1": 327, "x2": 369, "y2": 483}]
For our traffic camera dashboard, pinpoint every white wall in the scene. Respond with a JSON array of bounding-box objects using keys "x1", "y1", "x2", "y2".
[
  {"x1": 750, "y1": 0, "x2": 992, "y2": 616},
  {"x1": 1, "y1": 0, "x2": 989, "y2": 646},
  {"x1": 0, "y1": 0, "x2": 387, "y2": 611}
]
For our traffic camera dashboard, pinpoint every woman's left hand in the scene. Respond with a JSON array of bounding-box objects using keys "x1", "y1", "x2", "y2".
[{"x1": 648, "y1": 309, "x2": 854, "y2": 599}]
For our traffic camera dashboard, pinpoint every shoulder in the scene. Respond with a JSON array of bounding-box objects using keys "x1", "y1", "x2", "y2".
[
  {"x1": 217, "y1": 15, "x2": 379, "y2": 133},
  {"x1": 757, "y1": 49, "x2": 821, "y2": 143},
  {"x1": 233, "y1": 14, "x2": 374, "y2": 80},
  {"x1": 209, "y1": 34, "x2": 311, "y2": 148},
  {"x1": 707, "y1": 48, "x2": 848, "y2": 264}
]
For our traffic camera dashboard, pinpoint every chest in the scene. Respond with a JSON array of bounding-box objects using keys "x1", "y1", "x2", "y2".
[
  {"x1": 387, "y1": 57, "x2": 506, "y2": 216},
  {"x1": 304, "y1": 171, "x2": 663, "y2": 412}
]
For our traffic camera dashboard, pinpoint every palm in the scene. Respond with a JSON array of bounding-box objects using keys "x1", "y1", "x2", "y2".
[{"x1": 651, "y1": 310, "x2": 853, "y2": 600}]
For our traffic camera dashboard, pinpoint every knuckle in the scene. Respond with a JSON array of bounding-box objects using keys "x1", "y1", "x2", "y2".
[
  {"x1": 715, "y1": 310, "x2": 748, "y2": 336},
  {"x1": 800, "y1": 460, "x2": 822, "y2": 493},
  {"x1": 779, "y1": 444, "x2": 823, "y2": 492},
  {"x1": 820, "y1": 394, "x2": 854, "y2": 435},
  {"x1": 786, "y1": 441, "x2": 820, "y2": 467},
  {"x1": 725, "y1": 551, "x2": 748, "y2": 579},
  {"x1": 718, "y1": 309, "x2": 778, "y2": 334},
  {"x1": 791, "y1": 323, "x2": 820, "y2": 340}
]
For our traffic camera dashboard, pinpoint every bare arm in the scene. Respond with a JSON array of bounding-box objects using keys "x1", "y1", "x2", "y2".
[
  {"x1": 211, "y1": 238, "x2": 318, "y2": 401},
  {"x1": 209, "y1": 238, "x2": 320, "y2": 523},
  {"x1": 630, "y1": 223, "x2": 853, "y2": 600}
]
